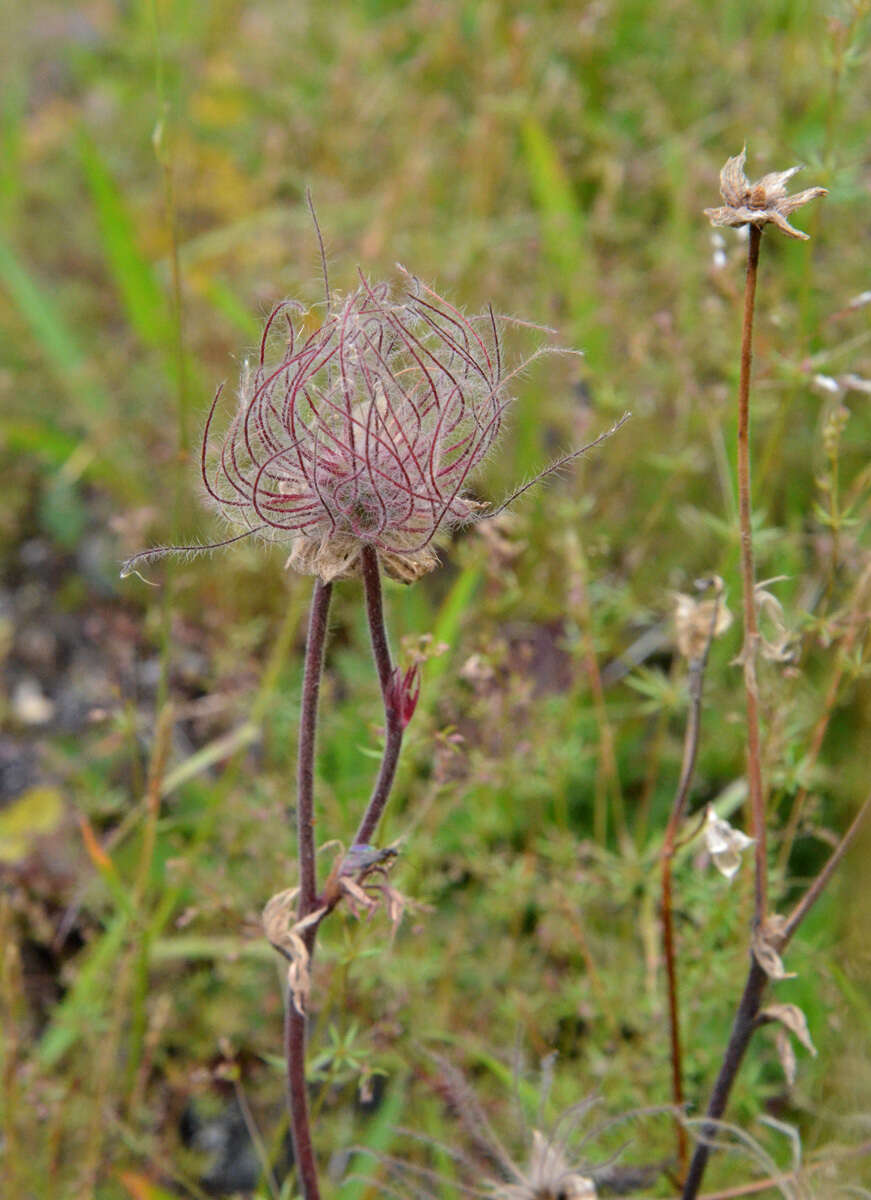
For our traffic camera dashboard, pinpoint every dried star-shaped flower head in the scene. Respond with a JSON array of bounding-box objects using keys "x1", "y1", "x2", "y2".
[
  {"x1": 705, "y1": 148, "x2": 827, "y2": 240},
  {"x1": 122, "y1": 266, "x2": 626, "y2": 585}
]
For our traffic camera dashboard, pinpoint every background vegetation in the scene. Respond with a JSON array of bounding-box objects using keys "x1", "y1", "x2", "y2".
[{"x1": 1, "y1": 0, "x2": 869, "y2": 1196}]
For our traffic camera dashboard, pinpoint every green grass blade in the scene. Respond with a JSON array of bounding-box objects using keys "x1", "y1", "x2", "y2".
[
  {"x1": 78, "y1": 131, "x2": 175, "y2": 356},
  {"x1": 37, "y1": 911, "x2": 129, "y2": 1068}
]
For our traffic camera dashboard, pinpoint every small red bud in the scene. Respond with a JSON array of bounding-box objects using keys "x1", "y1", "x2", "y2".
[{"x1": 386, "y1": 663, "x2": 421, "y2": 729}]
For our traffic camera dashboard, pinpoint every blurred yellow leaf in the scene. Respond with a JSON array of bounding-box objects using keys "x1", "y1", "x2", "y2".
[{"x1": 0, "y1": 787, "x2": 64, "y2": 862}]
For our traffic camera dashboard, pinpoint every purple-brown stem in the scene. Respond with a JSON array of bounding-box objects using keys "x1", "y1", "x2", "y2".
[
  {"x1": 736, "y1": 224, "x2": 767, "y2": 927},
  {"x1": 681, "y1": 793, "x2": 871, "y2": 1200},
  {"x1": 354, "y1": 544, "x2": 405, "y2": 847},
  {"x1": 287, "y1": 577, "x2": 333, "y2": 1200},
  {"x1": 297, "y1": 580, "x2": 333, "y2": 918},
  {"x1": 661, "y1": 598, "x2": 720, "y2": 1180},
  {"x1": 680, "y1": 957, "x2": 768, "y2": 1200},
  {"x1": 284, "y1": 549, "x2": 417, "y2": 1199},
  {"x1": 681, "y1": 226, "x2": 775, "y2": 1199}
]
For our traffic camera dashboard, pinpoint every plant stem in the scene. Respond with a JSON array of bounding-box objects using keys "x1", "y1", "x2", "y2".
[
  {"x1": 777, "y1": 563, "x2": 871, "y2": 874},
  {"x1": 682, "y1": 787, "x2": 870, "y2": 1200},
  {"x1": 661, "y1": 592, "x2": 721, "y2": 1180},
  {"x1": 782, "y1": 787, "x2": 871, "y2": 945},
  {"x1": 681, "y1": 228, "x2": 768, "y2": 1200},
  {"x1": 287, "y1": 577, "x2": 333, "y2": 1200},
  {"x1": 297, "y1": 580, "x2": 333, "y2": 917},
  {"x1": 354, "y1": 544, "x2": 403, "y2": 847},
  {"x1": 681, "y1": 958, "x2": 768, "y2": 1200},
  {"x1": 736, "y1": 224, "x2": 767, "y2": 928}
]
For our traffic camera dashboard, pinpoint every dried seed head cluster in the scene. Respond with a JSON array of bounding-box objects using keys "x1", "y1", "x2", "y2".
[
  {"x1": 121, "y1": 263, "x2": 626, "y2": 586},
  {"x1": 705, "y1": 148, "x2": 827, "y2": 240},
  {"x1": 202, "y1": 274, "x2": 534, "y2": 583},
  {"x1": 495, "y1": 1130, "x2": 596, "y2": 1200}
]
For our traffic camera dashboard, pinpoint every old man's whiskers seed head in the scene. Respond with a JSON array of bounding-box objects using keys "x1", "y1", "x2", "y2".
[
  {"x1": 120, "y1": 265, "x2": 628, "y2": 584},
  {"x1": 201, "y1": 275, "x2": 512, "y2": 583}
]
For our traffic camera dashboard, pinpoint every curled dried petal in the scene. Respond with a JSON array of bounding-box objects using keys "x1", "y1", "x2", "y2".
[{"x1": 705, "y1": 148, "x2": 826, "y2": 240}]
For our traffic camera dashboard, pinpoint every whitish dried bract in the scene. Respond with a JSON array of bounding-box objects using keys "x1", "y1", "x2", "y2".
[
  {"x1": 704, "y1": 806, "x2": 754, "y2": 880},
  {"x1": 705, "y1": 148, "x2": 826, "y2": 241}
]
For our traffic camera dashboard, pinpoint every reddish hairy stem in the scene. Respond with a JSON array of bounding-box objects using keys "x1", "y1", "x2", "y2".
[
  {"x1": 354, "y1": 545, "x2": 405, "y2": 847},
  {"x1": 287, "y1": 577, "x2": 333, "y2": 1200},
  {"x1": 736, "y1": 225, "x2": 767, "y2": 927},
  {"x1": 285, "y1": 1005, "x2": 320, "y2": 1200},
  {"x1": 297, "y1": 580, "x2": 333, "y2": 917}
]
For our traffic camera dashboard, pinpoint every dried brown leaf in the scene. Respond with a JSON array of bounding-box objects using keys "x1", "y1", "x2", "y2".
[
  {"x1": 760, "y1": 1003, "x2": 817, "y2": 1057},
  {"x1": 775, "y1": 1027, "x2": 797, "y2": 1088},
  {"x1": 751, "y1": 919, "x2": 796, "y2": 981}
]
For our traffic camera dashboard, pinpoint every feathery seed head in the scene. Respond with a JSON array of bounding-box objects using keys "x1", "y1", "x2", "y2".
[
  {"x1": 705, "y1": 147, "x2": 826, "y2": 240},
  {"x1": 203, "y1": 273, "x2": 510, "y2": 583},
  {"x1": 120, "y1": 263, "x2": 626, "y2": 585}
]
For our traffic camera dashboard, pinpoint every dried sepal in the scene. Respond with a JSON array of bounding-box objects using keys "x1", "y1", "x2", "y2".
[
  {"x1": 705, "y1": 147, "x2": 827, "y2": 241},
  {"x1": 262, "y1": 887, "x2": 327, "y2": 1014},
  {"x1": 751, "y1": 916, "x2": 796, "y2": 981},
  {"x1": 674, "y1": 580, "x2": 732, "y2": 661},
  {"x1": 774, "y1": 1027, "x2": 797, "y2": 1088},
  {"x1": 755, "y1": 582, "x2": 797, "y2": 663},
  {"x1": 285, "y1": 532, "x2": 440, "y2": 584},
  {"x1": 703, "y1": 805, "x2": 754, "y2": 880},
  {"x1": 759, "y1": 1003, "x2": 817, "y2": 1058}
]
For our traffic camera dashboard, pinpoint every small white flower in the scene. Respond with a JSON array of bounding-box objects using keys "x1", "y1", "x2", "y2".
[
  {"x1": 812, "y1": 373, "x2": 841, "y2": 394},
  {"x1": 704, "y1": 806, "x2": 755, "y2": 879}
]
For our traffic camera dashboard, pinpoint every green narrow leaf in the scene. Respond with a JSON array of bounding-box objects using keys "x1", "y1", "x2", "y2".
[
  {"x1": 0, "y1": 235, "x2": 109, "y2": 419},
  {"x1": 38, "y1": 912, "x2": 129, "y2": 1067},
  {"x1": 336, "y1": 1078, "x2": 408, "y2": 1200},
  {"x1": 520, "y1": 117, "x2": 605, "y2": 362},
  {"x1": 426, "y1": 564, "x2": 482, "y2": 685},
  {"x1": 78, "y1": 132, "x2": 174, "y2": 354}
]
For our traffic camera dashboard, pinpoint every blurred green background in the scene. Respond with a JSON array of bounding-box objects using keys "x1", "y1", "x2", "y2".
[{"x1": 1, "y1": 0, "x2": 870, "y2": 1196}]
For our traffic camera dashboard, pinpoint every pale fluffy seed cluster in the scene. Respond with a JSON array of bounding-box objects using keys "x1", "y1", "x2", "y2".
[
  {"x1": 202, "y1": 275, "x2": 507, "y2": 582},
  {"x1": 705, "y1": 148, "x2": 827, "y2": 240}
]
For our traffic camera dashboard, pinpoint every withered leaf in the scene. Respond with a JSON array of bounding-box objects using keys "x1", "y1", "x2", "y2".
[
  {"x1": 775, "y1": 1027, "x2": 797, "y2": 1087},
  {"x1": 760, "y1": 1003, "x2": 817, "y2": 1057},
  {"x1": 751, "y1": 921, "x2": 797, "y2": 981}
]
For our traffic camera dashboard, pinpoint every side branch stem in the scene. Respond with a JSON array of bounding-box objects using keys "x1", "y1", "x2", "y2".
[
  {"x1": 354, "y1": 545, "x2": 404, "y2": 847},
  {"x1": 736, "y1": 225, "x2": 767, "y2": 927}
]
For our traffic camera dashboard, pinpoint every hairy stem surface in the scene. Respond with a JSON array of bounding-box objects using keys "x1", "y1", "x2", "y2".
[
  {"x1": 354, "y1": 545, "x2": 404, "y2": 847},
  {"x1": 287, "y1": 577, "x2": 333, "y2": 1200}
]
